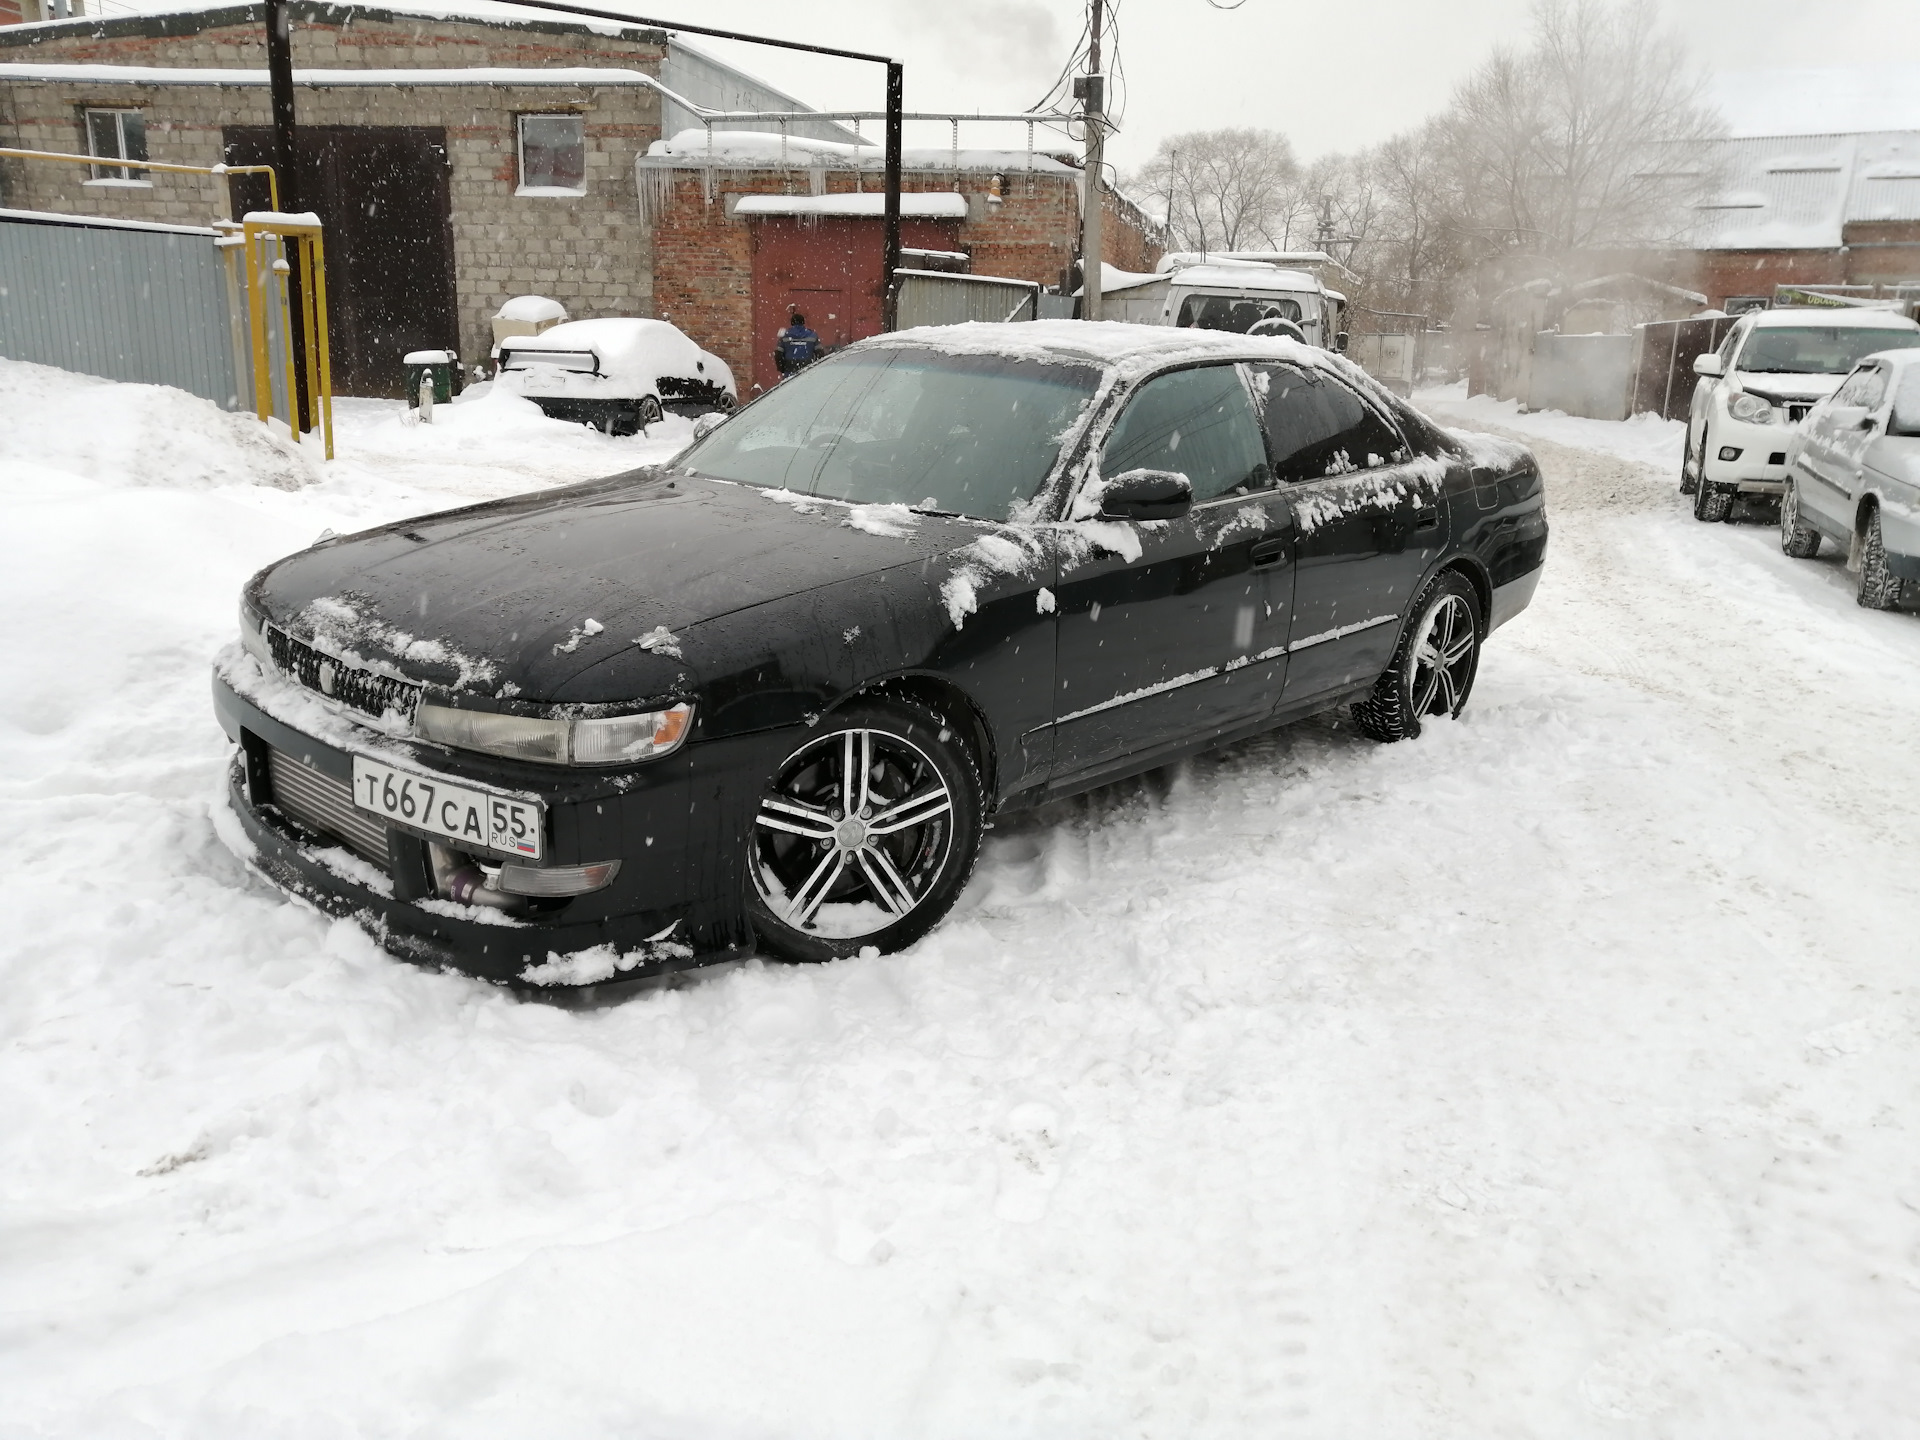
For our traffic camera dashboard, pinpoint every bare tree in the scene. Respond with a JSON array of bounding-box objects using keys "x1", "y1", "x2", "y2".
[
  {"x1": 1438, "y1": 0, "x2": 1722, "y2": 255},
  {"x1": 1129, "y1": 129, "x2": 1303, "y2": 253}
]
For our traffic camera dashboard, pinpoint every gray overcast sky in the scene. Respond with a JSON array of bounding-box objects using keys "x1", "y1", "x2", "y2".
[{"x1": 653, "y1": 0, "x2": 1920, "y2": 170}]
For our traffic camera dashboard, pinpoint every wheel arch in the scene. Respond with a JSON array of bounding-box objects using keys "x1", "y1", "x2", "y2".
[
  {"x1": 835, "y1": 671, "x2": 1000, "y2": 805},
  {"x1": 1856, "y1": 490, "x2": 1881, "y2": 534},
  {"x1": 1430, "y1": 553, "x2": 1494, "y2": 634}
]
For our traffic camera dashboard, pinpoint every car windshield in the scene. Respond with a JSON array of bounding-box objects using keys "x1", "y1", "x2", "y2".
[
  {"x1": 1736, "y1": 325, "x2": 1920, "y2": 375},
  {"x1": 678, "y1": 347, "x2": 1101, "y2": 520},
  {"x1": 1177, "y1": 294, "x2": 1305, "y2": 333}
]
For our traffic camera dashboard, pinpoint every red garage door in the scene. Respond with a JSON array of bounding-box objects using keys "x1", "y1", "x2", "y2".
[{"x1": 749, "y1": 215, "x2": 961, "y2": 395}]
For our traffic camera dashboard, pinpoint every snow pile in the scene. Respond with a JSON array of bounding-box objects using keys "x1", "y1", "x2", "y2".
[
  {"x1": 0, "y1": 356, "x2": 318, "y2": 492},
  {"x1": 1418, "y1": 381, "x2": 1686, "y2": 473}
]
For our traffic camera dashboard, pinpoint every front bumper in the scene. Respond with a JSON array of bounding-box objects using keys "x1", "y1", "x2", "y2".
[
  {"x1": 1701, "y1": 414, "x2": 1793, "y2": 492},
  {"x1": 213, "y1": 668, "x2": 785, "y2": 991}
]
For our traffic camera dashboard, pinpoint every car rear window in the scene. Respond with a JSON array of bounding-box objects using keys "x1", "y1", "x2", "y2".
[
  {"x1": 680, "y1": 348, "x2": 1100, "y2": 521},
  {"x1": 1736, "y1": 325, "x2": 1920, "y2": 375}
]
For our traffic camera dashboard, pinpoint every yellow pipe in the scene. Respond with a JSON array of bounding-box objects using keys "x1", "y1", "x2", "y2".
[
  {"x1": 245, "y1": 231, "x2": 274, "y2": 425},
  {"x1": 0, "y1": 146, "x2": 280, "y2": 211},
  {"x1": 309, "y1": 231, "x2": 336, "y2": 460}
]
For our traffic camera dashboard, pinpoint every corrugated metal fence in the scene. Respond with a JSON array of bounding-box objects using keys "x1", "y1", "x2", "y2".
[
  {"x1": 895, "y1": 269, "x2": 1040, "y2": 328},
  {"x1": 0, "y1": 207, "x2": 247, "y2": 408}
]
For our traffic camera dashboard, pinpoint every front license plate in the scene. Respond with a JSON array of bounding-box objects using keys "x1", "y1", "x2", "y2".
[{"x1": 350, "y1": 755, "x2": 544, "y2": 859}]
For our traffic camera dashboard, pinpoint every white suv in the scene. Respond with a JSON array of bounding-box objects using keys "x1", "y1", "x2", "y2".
[{"x1": 1682, "y1": 307, "x2": 1920, "y2": 522}]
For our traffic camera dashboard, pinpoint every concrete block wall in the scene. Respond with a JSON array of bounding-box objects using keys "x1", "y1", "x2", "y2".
[{"x1": 1, "y1": 9, "x2": 666, "y2": 366}]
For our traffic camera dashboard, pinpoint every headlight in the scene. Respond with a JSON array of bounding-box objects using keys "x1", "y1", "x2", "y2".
[
  {"x1": 415, "y1": 701, "x2": 692, "y2": 766},
  {"x1": 240, "y1": 604, "x2": 274, "y2": 668},
  {"x1": 1727, "y1": 392, "x2": 1775, "y2": 424}
]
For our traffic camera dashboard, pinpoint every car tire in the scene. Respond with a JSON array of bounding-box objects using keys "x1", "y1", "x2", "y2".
[
  {"x1": 1856, "y1": 506, "x2": 1905, "y2": 610},
  {"x1": 1692, "y1": 426, "x2": 1733, "y2": 523},
  {"x1": 636, "y1": 395, "x2": 664, "y2": 431},
  {"x1": 1352, "y1": 571, "x2": 1483, "y2": 743},
  {"x1": 1780, "y1": 477, "x2": 1822, "y2": 559},
  {"x1": 746, "y1": 698, "x2": 985, "y2": 962}
]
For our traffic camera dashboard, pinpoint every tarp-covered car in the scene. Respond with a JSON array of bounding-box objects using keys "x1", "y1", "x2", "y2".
[{"x1": 494, "y1": 318, "x2": 736, "y2": 434}]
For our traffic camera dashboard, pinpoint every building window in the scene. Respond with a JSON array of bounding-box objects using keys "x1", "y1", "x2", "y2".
[
  {"x1": 85, "y1": 107, "x2": 148, "y2": 183},
  {"x1": 517, "y1": 114, "x2": 585, "y2": 196}
]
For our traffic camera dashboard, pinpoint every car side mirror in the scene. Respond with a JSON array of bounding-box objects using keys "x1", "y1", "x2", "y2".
[
  {"x1": 1098, "y1": 469, "x2": 1193, "y2": 521},
  {"x1": 692, "y1": 412, "x2": 724, "y2": 441},
  {"x1": 1827, "y1": 404, "x2": 1873, "y2": 432},
  {"x1": 1694, "y1": 353, "x2": 1725, "y2": 378},
  {"x1": 1334, "y1": 332, "x2": 1350, "y2": 353}
]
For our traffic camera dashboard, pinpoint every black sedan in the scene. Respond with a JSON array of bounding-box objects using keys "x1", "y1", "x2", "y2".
[{"x1": 212, "y1": 322, "x2": 1546, "y2": 991}]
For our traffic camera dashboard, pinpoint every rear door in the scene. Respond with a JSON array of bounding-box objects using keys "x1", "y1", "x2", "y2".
[
  {"x1": 1049, "y1": 363, "x2": 1297, "y2": 784},
  {"x1": 1252, "y1": 363, "x2": 1448, "y2": 709}
]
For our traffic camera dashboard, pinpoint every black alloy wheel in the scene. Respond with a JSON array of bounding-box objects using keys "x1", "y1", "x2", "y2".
[
  {"x1": 1692, "y1": 426, "x2": 1733, "y2": 522},
  {"x1": 1352, "y1": 571, "x2": 1483, "y2": 743},
  {"x1": 1856, "y1": 506, "x2": 1906, "y2": 611},
  {"x1": 747, "y1": 699, "x2": 984, "y2": 961},
  {"x1": 636, "y1": 394, "x2": 665, "y2": 432},
  {"x1": 1780, "y1": 477, "x2": 1821, "y2": 559}
]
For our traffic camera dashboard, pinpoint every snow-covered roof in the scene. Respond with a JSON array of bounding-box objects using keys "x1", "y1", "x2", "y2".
[
  {"x1": 733, "y1": 193, "x2": 969, "y2": 219},
  {"x1": 645, "y1": 129, "x2": 1078, "y2": 175},
  {"x1": 0, "y1": 0, "x2": 664, "y2": 43},
  {"x1": 0, "y1": 205, "x2": 214, "y2": 237},
  {"x1": 0, "y1": 60, "x2": 665, "y2": 88},
  {"x1": 1708, "y1": 65, "x2": 1920, "y2": 139},
  {"x1": 1162, "y1": 265, "x2": 1324, "y2": 294},
  {"x1": 1688, "y1": 130, "x2": 1920, "y2": 250},
  {"x1": 1743, "y1": 306, "x2": 1919, "y2": 330}
]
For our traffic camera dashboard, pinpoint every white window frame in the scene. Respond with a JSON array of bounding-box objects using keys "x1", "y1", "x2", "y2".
[
  {"x1": 84, "y1": 107, "x2": 150, "y2": 186},
  {"x1": 516, "y1": 113, "x2": 587, "y2": 198}
]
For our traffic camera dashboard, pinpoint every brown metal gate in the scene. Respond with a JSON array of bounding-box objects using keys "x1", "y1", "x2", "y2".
[
  {"x1": 1631, "y1": 315, "x2": 1737, "y2": 421},
  {"x1": 748, "y1": 215, "x2": 960, "y2": 396},
  {"x1": 224, "y1": 126, "x2": 458, "y2": 397}
]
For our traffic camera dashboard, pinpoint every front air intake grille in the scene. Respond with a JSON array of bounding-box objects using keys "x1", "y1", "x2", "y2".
[
  {"x1": 267, "y1": 626, "x2": 420, "y2": 724},
  {"x1": 1786, "y1": 403, "x2": 1813, "y2": 424},
  {"x1": 266, "y1": 747, "x2": 390, "y2": 867}
]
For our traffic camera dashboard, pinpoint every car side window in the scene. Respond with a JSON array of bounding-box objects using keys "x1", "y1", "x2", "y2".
[
  {"x1": 1834, "y1": 365, "x2": 1888, "y2": 409},
  {"x1": 1248, "y1": 363, "x2": 1410, "y2": 483},
  {"x1": 1100, "y1": 363, "x2": 1272, "y2": 502},
  {"x1": 1718, "y1": 324, "x2": 1744, "y2": 367}
]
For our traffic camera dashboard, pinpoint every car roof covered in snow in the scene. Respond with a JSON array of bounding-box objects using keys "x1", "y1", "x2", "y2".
[{"x1": 1743, "y1": 306, "x2": 1920, "y2": 329}]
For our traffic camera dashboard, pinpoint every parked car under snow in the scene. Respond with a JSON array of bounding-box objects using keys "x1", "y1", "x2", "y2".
[
  {"x1": 494, "y1": 317, "x2": 736, "y2": 435},
  {"x1": 212, "y1": 321, "x2": 1546, "y2": 993}
]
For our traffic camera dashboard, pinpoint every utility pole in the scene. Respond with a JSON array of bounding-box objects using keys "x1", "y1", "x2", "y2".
[
  {"x1": 263, "y1": 0, "x2": 310, "y2": 432},
  {"x1": 1078, "y1": 0, "x2": 1105, "y2": 322},
  {"x1": 881, "y1": 61, "x2": 903, "y2": 332}
]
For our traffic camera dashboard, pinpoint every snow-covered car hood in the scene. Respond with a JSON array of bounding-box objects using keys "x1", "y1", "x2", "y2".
[
  {"x1": 496, "y1": 318, "x2": 734, "y2": 403},
  {"x1": 1730, "y1": 370, "x2": 1847, "y2": 403}
]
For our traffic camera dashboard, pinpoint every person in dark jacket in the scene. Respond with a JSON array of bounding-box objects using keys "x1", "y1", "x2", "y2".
[{"x1": 774, "y1": 312, "x2": 822, "y2": 376}]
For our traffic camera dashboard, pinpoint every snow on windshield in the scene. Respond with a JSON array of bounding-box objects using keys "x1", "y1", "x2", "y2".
[{"x1": 677, "y1": 348, "x2": 1101, "y2": 521}]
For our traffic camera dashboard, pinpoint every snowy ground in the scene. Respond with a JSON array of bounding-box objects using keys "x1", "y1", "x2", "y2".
[{"x1": 3, "y1": 361, "x2": 1919, "y2": 1437}]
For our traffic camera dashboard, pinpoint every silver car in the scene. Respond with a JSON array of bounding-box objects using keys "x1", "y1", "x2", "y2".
[{"x1": 1781, "y1": 349, "x2": 1920, "y2": 609}]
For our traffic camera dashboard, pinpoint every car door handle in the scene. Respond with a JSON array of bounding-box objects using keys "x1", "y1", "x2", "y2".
[
  {"x1": 1250, "y1": 537, "x2": 1289, "y2": 569},
  {"x1": 1413, "y1": 507, "x2": 1440, "y2": 532}
]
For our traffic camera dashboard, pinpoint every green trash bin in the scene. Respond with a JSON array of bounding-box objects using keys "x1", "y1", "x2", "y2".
[{"x1": 403, "y1": 349, "x2": 459, "y2": 409}]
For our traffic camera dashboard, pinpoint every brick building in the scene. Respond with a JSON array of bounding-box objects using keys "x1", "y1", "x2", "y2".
[
  {"x1": 640, "y1": 129, "x2": 1164, "y2": 393},
  {"x1": 0, "y1": 1, "x2": 1160, "y2": 397}
]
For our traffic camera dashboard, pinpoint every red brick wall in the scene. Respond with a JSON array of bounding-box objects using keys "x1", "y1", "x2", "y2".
[
  {"x1": 653, "y1": 165, "x2": 1096, "y2": 392},
  {"x1": 1689, "y1": 250, "x2": 1848, "y2": 308},
  {"x1": 1843, "y1": 221, "x2": 1920, "y2": 286}
]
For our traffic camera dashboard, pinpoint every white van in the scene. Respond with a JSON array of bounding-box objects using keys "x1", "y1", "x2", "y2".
[{"x1": 1098, "y1": 258, "x2": 1348, "y2": 350}]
